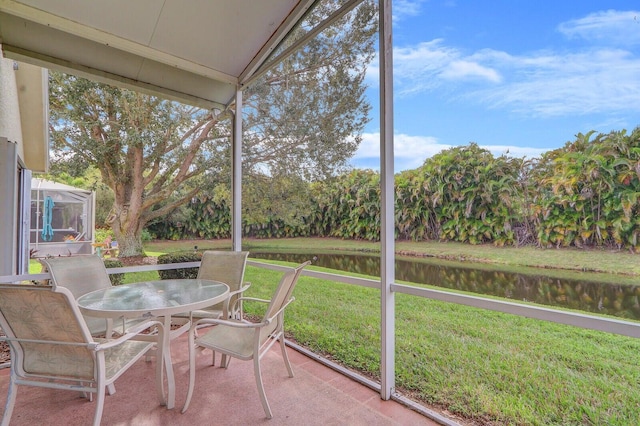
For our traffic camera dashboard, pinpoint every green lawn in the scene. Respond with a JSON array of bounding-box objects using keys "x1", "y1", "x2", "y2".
[
  {"x1": 236, "y1": 262, "x2": 640, "y2": 426},
  {"x1": 33, "y1": 238, "x2": 640, "y2": 425}
]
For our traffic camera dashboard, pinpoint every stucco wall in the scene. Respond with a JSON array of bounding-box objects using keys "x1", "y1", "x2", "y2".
[
  {"x1": 0, "y1": 55, "x2": 24, "y2": 159},
  {"x1": 0, "y1": 50, "x2": 48, "y2": 172}
]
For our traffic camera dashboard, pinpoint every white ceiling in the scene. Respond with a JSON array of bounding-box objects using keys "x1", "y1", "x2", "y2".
[{"x1": 0, "y1": 0, "x2": 318, "y2": 110}]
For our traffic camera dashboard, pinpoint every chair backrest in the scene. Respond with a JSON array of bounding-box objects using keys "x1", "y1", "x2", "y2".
[
  {"x1": 263, "y1": 261, "x2": 311, "y2": 323},
  {"x1": 0, "y1": 284, "x2": 95, "y2": 380},
  {"x1": 197, "y1": 250, "x2": 249, "y2": 312},
  {"x1": 41, "y1": 255, "x2": 112, "y2": 298}
]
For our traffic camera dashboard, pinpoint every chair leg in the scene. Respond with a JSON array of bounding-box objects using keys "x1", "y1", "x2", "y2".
[
  {"x1": 181, "y1": 329, "x2": 198, "y2": 414},
  {"x1": 76, "y1": 379, "x2": 112, "y2": 398},
  {"x1": 92, "y1": 384, "x2": 107, "y2": 426},
  {"x1": 221, "y1": 353, "x2": 231, "y2": 369},
  {"x1": 79, "y1": 381, "x2": 93, "y2": 401},
  {"x1": 253, "y1": 356, "x2": 273, "y2": 419},
  {"x1": 1, "y1": 376, "x2": 18, "y2": 426},
  {"x1": 279, "y1": 336, "x2": 294, "y2": 378}
]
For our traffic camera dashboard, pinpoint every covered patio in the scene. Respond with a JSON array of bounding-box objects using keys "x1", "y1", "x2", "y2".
[
  {"x1": 0, "y1": 332, "x2": 440, "y2": 425},
  {"x1": 0, "y1": 0, "x2": 427, "y2": 423},
  {"x1": 3, "y1": 1, "x2": 640, "y2": 425}
]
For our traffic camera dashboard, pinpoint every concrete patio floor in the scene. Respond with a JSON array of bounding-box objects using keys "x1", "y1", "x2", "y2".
[{"x1": 0, "y1": 333, "x2": 446, "y2": 425}]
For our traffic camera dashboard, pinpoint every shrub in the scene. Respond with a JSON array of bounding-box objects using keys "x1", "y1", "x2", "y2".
[
  {"x1": 141, "y1": 228, "x2": 154, "y2": 242},
  {"x1": 95, "y1": 227, "x2": 114, "y2": 243},
  {"x1": 103, "y1": 258, "x2": 124, "y2": 285},
  {"x1": 157, "y1": 252, "x2": 202, "y2": 279}
]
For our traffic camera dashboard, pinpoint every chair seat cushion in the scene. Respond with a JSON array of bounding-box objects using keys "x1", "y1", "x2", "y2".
[
  {"x1": 195, "y1": 324, "x2": 255, "y2": 360},
  {"x1": 99, "y1": 339, "x2": 154, "y2": 380}
]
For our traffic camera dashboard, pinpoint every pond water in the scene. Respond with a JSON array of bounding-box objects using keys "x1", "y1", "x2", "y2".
[{"x1": 249, "y1": 251, "x2": 640, "y2": 320}]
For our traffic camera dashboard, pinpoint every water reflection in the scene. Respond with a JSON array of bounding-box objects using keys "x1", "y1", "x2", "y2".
[{"x1": 250, "y1": 251, "x2": 640, "y2": 320}]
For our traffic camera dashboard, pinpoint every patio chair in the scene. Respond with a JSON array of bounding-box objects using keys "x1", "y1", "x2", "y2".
[
  {"x1": 41, "y1": 255, "x2": 141, "y2": 337},
  {"x1": 0, "y1": 284, "x2": 164, "y2": 426},
  {"x1": 182, "y1": 260, "x2": 311, "y2": 419},
  {"x1": 172, "y1": 251, "x2": 250, "y2": 367},
  {"x1": 173, "y1": 250, "x2": 251, "y2": 324}
]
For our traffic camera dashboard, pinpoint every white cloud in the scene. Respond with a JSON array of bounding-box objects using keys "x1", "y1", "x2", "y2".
[
  {"x1": 558, "y1": 10, "x2": 640, "y2": 46},
  {"x1": 472, "y1": 48, "x2": 640, "y2": 117},
  {"x1": 440, "y1": 60, "x2": 502, "y2": 82},
  {"x1": 367, "y1": 40, "x2": 502, "y2": 95},
  {"x1": 355, "y1": 132, "x2": 444, "y2": 159},
  {"x1": 354, "y1": 132, "x2": 447, "y2": 170},
  {"x1": 392, "y1": 0, "x2": 427, "y2": 22},
  {"x1": 366, "y1": 14, "x2": 640, "y2": 118}
]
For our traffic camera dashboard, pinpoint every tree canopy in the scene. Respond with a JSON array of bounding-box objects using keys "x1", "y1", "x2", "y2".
[{"x1": 48, "y1": 0, "x2": 377, "y2": 256}]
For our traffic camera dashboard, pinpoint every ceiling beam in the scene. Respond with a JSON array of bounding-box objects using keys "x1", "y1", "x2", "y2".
[{"x1": 4, "y1": 45, "x2": 228, "y2": 111}]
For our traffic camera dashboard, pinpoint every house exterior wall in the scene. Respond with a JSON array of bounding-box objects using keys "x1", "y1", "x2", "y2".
[
  {"x1": 0, "y1": 53, "x2": 48, "y2": 171},
  {"x1": 0, "y1": 51, "x2": 48, "y2": 276},
  {"x1": 0, "y1": 55, "x2": 22, "y2": 276}
]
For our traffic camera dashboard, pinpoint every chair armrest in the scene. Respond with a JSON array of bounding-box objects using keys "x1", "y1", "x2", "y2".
[
  {"x1": 192, "y1": 317, "x2": 267, "y2": 329},
  {"x1": 221, "y1": 283, "x2": 252, "y2": 318},
  {"x1": 227, "y1": 283, "x2": 251, "y2": 298},
  {"x1": 0, "y1": 321, "x2": 163, "y2": 351},
  {"x1": 236, "y1": 296, "x2": 270, "y2": 304},
  {"x1": 196, "y1": 296, "x2": 295, "y2": 330},
  {"x1": 227, "y1": 294, "x2": 267, "y2": 316},
  {"x1": 0, "y1": 336, "x2": 95, "y2": 349}
]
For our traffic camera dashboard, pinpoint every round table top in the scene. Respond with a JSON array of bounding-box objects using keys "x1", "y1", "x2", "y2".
[{"x1": 77, "y1": 279, "x2": 229, "y2": 318}]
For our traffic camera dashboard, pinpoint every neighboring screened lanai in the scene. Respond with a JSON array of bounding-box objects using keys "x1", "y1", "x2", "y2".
[
  {"x1": 30, "y1": 178, "x2": 95, "y2": 257},
  {"x1": 0, "y1": 0, "x2": 397, "y2": 399}
]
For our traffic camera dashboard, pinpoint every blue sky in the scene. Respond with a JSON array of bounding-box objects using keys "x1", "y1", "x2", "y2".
[{"x1": 350, "y1": 0, "x2": 640, "y2": 172}]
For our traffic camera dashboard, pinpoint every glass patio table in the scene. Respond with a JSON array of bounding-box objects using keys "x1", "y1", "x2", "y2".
[{"x1": 77, "y1": 279, "x2": 229, "y2": 409}]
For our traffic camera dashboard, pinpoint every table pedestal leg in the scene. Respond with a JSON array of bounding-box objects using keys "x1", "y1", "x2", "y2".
[{"x1": 159, "y1": 315, "x2": 176, "y2": 409}]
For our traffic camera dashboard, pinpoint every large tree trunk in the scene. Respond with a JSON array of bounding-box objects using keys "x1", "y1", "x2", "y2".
[
  {"x1": 115, "y1": 231, "x2": 145, "y2": 257},
  {"x1": 107, "y1": 203, "x2": 145, "y2": 257}
]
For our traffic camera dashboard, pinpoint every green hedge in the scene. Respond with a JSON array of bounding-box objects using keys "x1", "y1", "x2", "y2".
[
  {"x1": 157, "y1": 252, "x2": 202, "y2": 279},
  {"x1": 103, "y1": 258, "x2": 124, "y2": 285}
]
